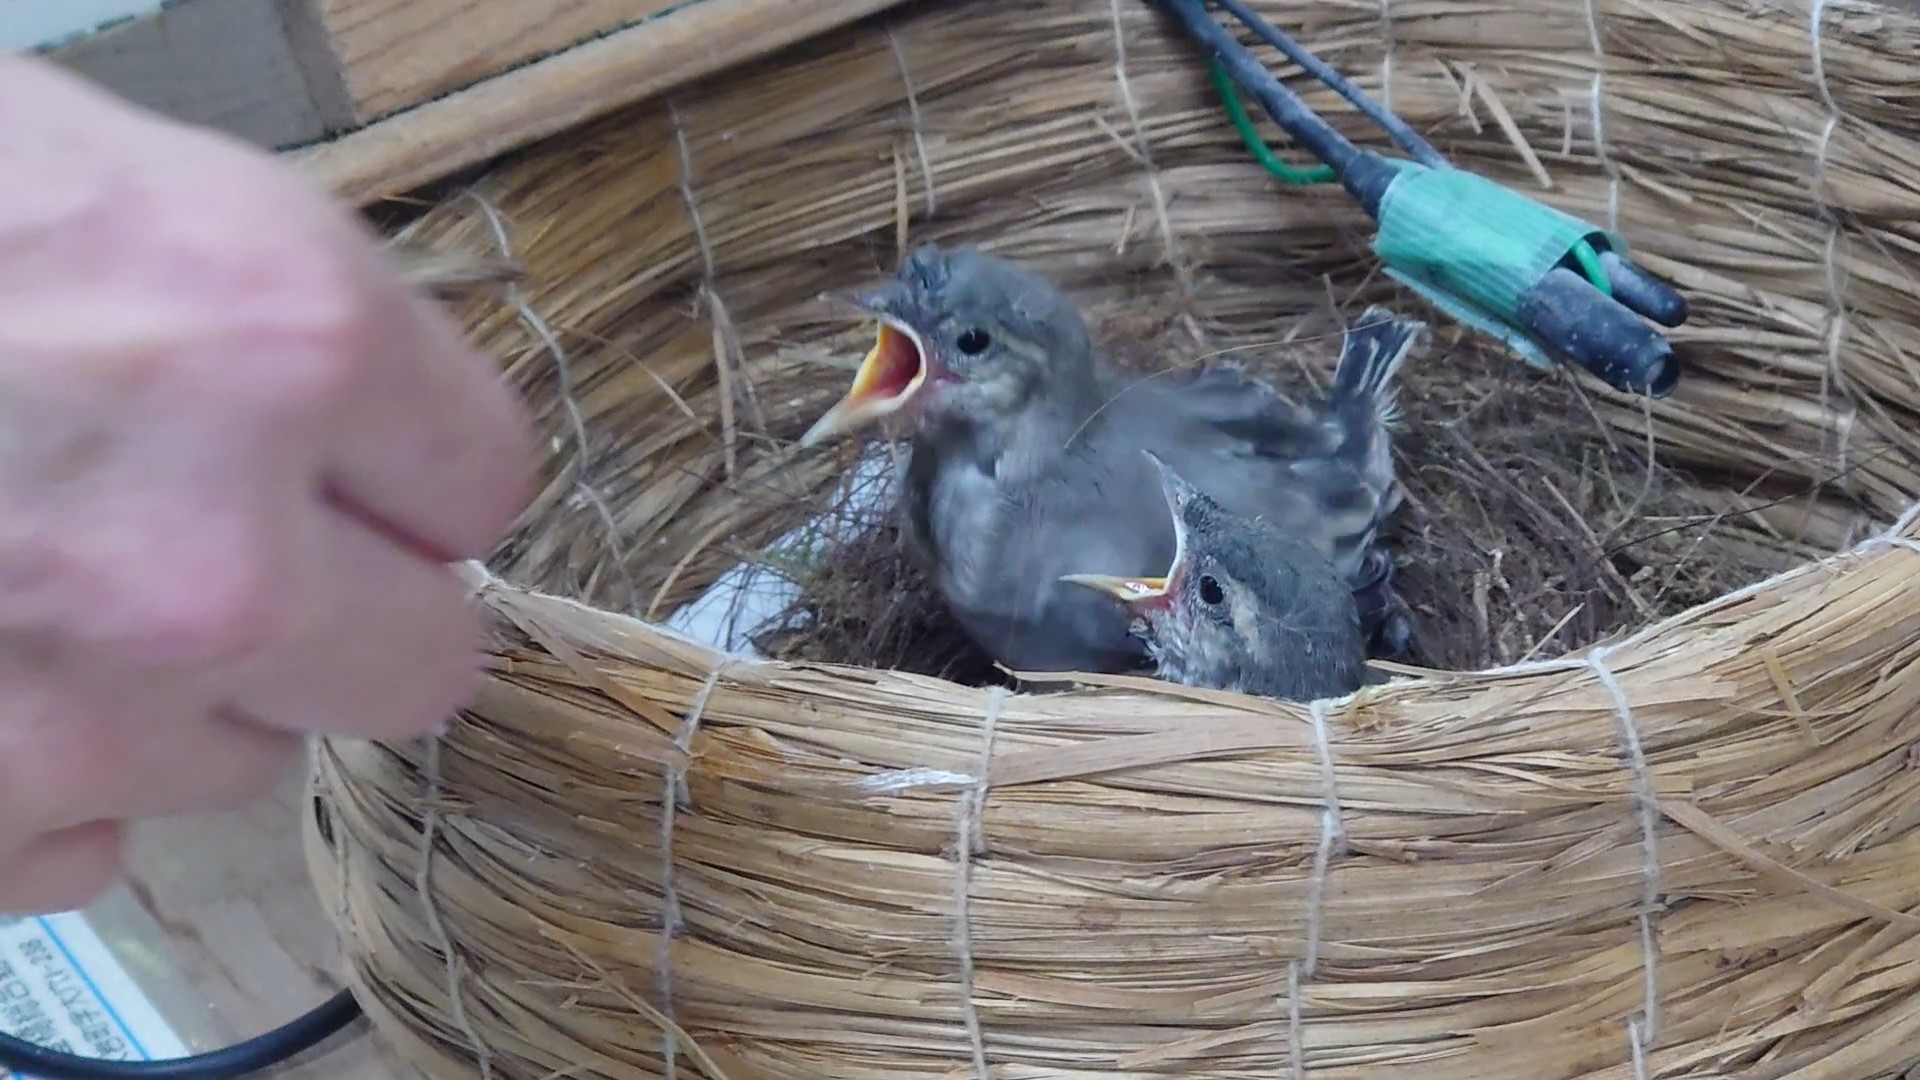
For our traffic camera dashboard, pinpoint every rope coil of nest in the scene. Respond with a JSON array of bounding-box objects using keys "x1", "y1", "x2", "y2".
[{"x1": 309, "y1": 0, "x2": 1920, "y2": 1076}]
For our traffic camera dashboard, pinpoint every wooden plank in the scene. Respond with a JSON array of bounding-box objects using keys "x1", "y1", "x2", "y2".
[
  {"x1": 82, "y1": 760, "x2": 399, "y2": 1078},
  {"x1": 46, "y1": 0, "x2": 355, "y2": 149},
  {"x1": 309, "y1": 0, "x2": 680, "y2": 123},
  {"x1": 295, "y1": 0, "x2": 918, "y2": 207}
]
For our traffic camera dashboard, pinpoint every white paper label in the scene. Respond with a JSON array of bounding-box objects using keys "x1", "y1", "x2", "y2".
[{"x1": 0, "y1": 912, "x2": 188, "y2": 1077}]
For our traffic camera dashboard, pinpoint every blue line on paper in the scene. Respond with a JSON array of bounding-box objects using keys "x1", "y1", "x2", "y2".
[{"x1": 33, "y1": 917, "x2": 152, "y2": 1062}]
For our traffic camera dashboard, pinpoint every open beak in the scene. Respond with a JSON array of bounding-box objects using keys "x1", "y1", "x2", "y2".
[
  {"x1": 800, "y1": 317, "x2": 930, "y2": 447},
  {"x1": 1060, "y1": 449, "x2": 1195, "y2": 611},
  {"x1": 1059, "y1": 571, "x2": 1172, "y2": 610}
]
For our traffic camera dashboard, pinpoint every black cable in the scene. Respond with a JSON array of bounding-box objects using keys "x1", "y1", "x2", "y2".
[
  {"x1": 1152, "y1": 0, "x2": 1405, "y2": 216},
  {"x1": 1161, "y1": 0, "x2": 1688, "y2": 395},
  {"x1": 1151, "y1": 0, "x2": 1362, "y2": 175},
  {"x1": 0, "y1": 989, "x2": 361, "y2": 1080},
  {"x1": 1207, "y1": 0, "x2": 1449, "y2": 169}
]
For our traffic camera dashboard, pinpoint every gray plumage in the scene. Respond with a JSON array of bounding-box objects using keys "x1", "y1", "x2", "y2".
[
  {"x1": 800, "y1": 244, "x2": 1425, "y2": 676},
  {"x1": 1066, "y1": 453, "x2": 1370, "y2": 701}
]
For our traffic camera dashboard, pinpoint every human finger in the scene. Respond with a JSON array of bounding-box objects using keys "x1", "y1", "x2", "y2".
[
  {"x1": 0, "y1": 821, "x2": 126, "y2": 917},
  {"x1": 222, "y1": 499, "x2": 481, "y2": 740},
  {"x1": 0, "y1": 675, "x2": 304, "y2": 839},
  {"x1": 6, "y1": 71, "x2": 533, "y2": 567},
  {"x1": 315, "y1": 225, "x2": 538, "y2": 562}
]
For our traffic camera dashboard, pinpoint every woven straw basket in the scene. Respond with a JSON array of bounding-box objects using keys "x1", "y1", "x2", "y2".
[{"x1": 305, "y1": 0, "x2": 1920, "y2": 1077}]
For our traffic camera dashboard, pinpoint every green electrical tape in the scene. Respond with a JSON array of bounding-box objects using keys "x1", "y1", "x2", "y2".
[
  {"x1": 1372, "y1": 163, "x2": 1624, "y2": 370},
  {"x1": 1203, "y1": 49, "x2": 1631, "y2": 375}
]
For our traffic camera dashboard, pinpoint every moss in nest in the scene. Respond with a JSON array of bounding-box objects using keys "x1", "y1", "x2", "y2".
[{"x1": 752, "y1": 288, "x2": 1824, "y2": 681}]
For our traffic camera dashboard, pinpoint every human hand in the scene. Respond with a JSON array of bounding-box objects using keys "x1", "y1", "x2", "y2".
[{"x1": 0, "y1": 55, "x2": 538, "y2": 914}]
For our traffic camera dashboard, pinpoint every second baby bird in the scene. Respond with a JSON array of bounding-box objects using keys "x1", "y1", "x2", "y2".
[
  {"x1": 1061, "y1": 452, "x2": 1370, "y2": 701},
  {"x1": 800, "y1": 245, "x2": 1426, "y2": 677}
]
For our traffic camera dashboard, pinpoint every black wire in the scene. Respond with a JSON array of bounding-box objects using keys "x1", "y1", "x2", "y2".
[
  {"x1": 0, "y1": 989, "x2": 361, "y2": 1080},
  {"x1": 1151, "y1": 0, "x2": 1364, "y2": 175},
  {"x1": 1207, "y1": 0, "x2": 1449, "y2": 169}
]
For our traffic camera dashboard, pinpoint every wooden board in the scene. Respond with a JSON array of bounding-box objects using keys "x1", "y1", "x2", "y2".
[
  {"x1": 40, "y1": 0, "x2": 732, "y2": 149},
  {"x1": 82, "y1": 758, "x2": 400, "y2": 1079},
  {"x1": 46, "y1": 0, "x2": 917, "y2": 172},
  {"x1": 309, "y1": 0, "x2": 678, "y2": 123},
  {"x1": 46, "y1": 0, "x2": 355, "y2": 149},
  {"x1": 296, "y1": 0, "x2": 917, "y2": 206}
]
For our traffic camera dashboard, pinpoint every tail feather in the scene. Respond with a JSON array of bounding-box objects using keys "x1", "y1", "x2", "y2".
[
  {"x1": 1331, "y1": 305, "x2": 1428, "y2": 429},
  {"x1": 1326, "y1": 308, "x2": 1423, "y2": 661}
]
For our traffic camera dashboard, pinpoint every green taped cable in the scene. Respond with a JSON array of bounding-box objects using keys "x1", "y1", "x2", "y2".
[
  {"x1": 1568, "y1": 238, "x2": 1612, "y2": 296},
  {"x1": 1182, "y1": 0, "x2": 1685, "y2": 398},
  {"x1": 1208, "y1": 59, "x2": 1615, "y2": 296},
  {"x1": 1208, "y1": 59, "x2": 1336, "y2": 186}
]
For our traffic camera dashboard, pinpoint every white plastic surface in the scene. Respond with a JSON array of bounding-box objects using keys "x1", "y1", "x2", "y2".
[
  {"x1": 663, "y1": 444, "x2": 898, "y2": 655},
  {"x1": 0, "y1": 912, "x2": 187, "y2": 1077},
  {"x1": 0, "y1": 0, "x2": 162, "y2": 50}
]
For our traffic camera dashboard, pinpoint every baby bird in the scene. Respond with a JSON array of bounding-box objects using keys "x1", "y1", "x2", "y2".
[
  {"x1": 799, "y1": 244, "x2": 1423, "y2": 675},
  {"x1": 1061, "y1": 452, "x2": 1370, "y2": 700}
]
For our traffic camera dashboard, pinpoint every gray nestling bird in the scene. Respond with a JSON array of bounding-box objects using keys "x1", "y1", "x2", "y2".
[
  {"x1": 799, "y1": 245, "x2": 1423, "y2": 675},
  {"x1": 1060, "y1": 451, "x2": 1370, "y2": 700}
]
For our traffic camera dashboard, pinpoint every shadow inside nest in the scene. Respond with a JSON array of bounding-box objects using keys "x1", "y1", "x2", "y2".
[{"x1": 748, "y1": 291, "x2": 1833, "y2": 685}]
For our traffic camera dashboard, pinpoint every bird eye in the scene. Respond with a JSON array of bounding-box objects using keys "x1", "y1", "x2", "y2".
[
  {"x1": 1197, "y1": 575, "x2": 1225, "y2": 606},
  {"x1": 956, "y1": 328, "x2": 992, "y2": 355}
]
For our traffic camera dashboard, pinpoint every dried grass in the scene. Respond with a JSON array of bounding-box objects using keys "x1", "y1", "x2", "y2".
[{"x1": 307, "y1": 0, "x2": 1920, "y2": 1076}]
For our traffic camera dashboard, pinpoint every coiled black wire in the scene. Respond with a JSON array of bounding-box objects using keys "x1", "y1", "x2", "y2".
[{"x1": 0, "y1": 989, "x2": 361, "y2": 1080}]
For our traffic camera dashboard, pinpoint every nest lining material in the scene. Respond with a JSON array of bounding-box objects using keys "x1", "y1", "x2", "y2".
[{"x1": 309, "y1": 0, "x2": 1920, "y2": 1077}]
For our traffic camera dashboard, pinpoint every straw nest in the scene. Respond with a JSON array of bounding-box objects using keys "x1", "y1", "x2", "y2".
[{"x1": 306, "y1": 0, "x2": 1920, "y2": 1076}]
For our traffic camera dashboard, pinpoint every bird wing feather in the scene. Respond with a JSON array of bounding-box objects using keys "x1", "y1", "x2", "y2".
[
  {"x1": 905, "y1": 437, "x2": 1156, "y2": 673},
  {"x1": 1100, "y1": 368, "x2": 1393, "y2": 584}
]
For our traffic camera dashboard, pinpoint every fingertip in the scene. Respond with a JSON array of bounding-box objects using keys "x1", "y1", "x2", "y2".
[
  {"x1": 235, "y1": 546, "x2": 485, "y2": 741},
  {"x1": 433, "y1": 325, "x2": 542, "y2": 556},
  {"x1": 468, "y1": 379, "x2": 542, "y2": 554},
  {"x1": 343, "y1": 291, "x2": 543, "y2": 563},
  {"x1": 368, "y1": 595, "x2": 485, "y2": 741},
  {"x1": 415, "y1": 601, "x2": 488, "y2": 737}
]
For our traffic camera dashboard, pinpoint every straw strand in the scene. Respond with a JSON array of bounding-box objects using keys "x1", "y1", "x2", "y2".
[
  {"x1": 1283, "y1": 699, "x2": 1349, "y2": 1078},
  {"x1": 1106, "y1": 0, "x2": 1181, "y2": 271},
  {"x1": 1582, "y1": 0, "x2": 1622, "y2": 233},
  {"x1": 317, "y1": 750, "x2": 352, "y2": 950},
  {"x1": 668, "y1": 98, "x2": 717, "y2": 277},
  {"x1": 1808, "y1": 0, "x2": 1854, "y2": 458},
  {"x1": 1377, "y1": 0, "x2": 1397, "y2": 113},
  {"x1": 951, "y1": 686, "x2": 1006, "y2": 1079},
  {"x1": 657, "y1": 667, "x2": 723, "y2": 1079},
  {"x1": 1585, "y1": 645, "x2": 1665, "y2": 1054},
  {"x1": 1286, "y1": 960, "x2": 1308, "y2": 1080},
  {"x1": 464, "y1": 191, "x2": 640, "y2": 615},
  {"x1": 415, "y1": 735, "x2": 495, "y2": 1080},
  {"x1": 1303, "y1": 698, "x2": 1346, "y2": 974},
  {"x1": 668, "y1": 97, "x2": 750, "y2": 482},
  {"x1": 887, "y1": 25, "x2": 939, "y2": 219},
  {"x1": 1862, "y1": 500, "x2": 1920, "y2": 556}
]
